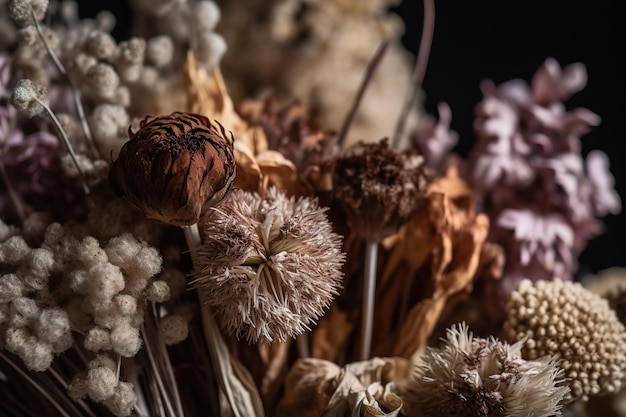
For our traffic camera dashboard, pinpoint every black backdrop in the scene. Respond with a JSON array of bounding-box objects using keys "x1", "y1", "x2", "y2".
[
  {"x1": 391, "y1": 1, "x2": 626, "y2": 276},
  {"x1": 75, "y1": 0, "x2": 626, "y2": 275}
]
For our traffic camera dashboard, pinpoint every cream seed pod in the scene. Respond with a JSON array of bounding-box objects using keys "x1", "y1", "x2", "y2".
[{"x1": 504, "y1": 279, "x2": 626, "y2": 402}]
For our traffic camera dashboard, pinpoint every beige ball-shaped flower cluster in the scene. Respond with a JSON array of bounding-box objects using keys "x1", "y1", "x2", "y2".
[
  {"x1": 68, "y1": 354, "x2": 136, "y2": 417},
  {"x1": 5, "y1": 0, "x2": 194, "y2": 160},
  {"x1": 504, "y1": 279, "x2": 626, "y2": 402},
  {"x1": 133, "y1": 0, "x2": 226, "y2": 71},
  {"x1": 403, "y1": 323, "x2": 569, "y2": 417},
  {"x1": 1, "y1": 217, "x2": 169, "y2": 417}
]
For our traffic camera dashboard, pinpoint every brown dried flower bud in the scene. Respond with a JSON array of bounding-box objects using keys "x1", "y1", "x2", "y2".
[
  {"x1": 333, "y1": 138, "x2": 431, "y2": 242},
  {"x1": 109, "y1": 112, "x2": 236, "y2": 226}
]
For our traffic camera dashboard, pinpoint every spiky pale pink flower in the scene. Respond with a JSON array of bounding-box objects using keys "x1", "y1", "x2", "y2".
[
  {"x1": 192, "y1": 187, "x2": 345, "y2": 343},
  {"x1": 403, "y1": 323, "x2": 568, "y2": 417}
]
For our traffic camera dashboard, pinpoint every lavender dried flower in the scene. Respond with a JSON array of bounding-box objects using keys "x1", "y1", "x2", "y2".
[
  {"x1": 465, "y1": 59, "x2": 621, "y2": 319},
  {"x1": 411, "y1": 102, "x2": 458, "y2": 173},
  {"x1": 192, "y1": 187, "x2": 345, "y2": 343}
]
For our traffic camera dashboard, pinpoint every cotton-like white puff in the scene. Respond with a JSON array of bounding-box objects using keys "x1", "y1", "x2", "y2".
[
  {"x1": 110, "y1": 321, "x2": 141, "y2": 357},
  {"x1": 86, "y1": 366, "x2": 117, "y2": 401},
  {"x1": 85, "y1": 263, "x2": 125, "y2": 300},
  {"x1": 103, "y1": 381, "x2": 137, "y2": 417},
  {"x1": 0, "y1": 273, "x2": 24, "y2": 302},
  {"x1": 192, "y1": 1, "x2": 220, "y2": 32},
  {"x1": 158, "y1": 314, "x2": 189, "y2": 345},
  {"x1": 84, "y1": 327, "x2": 113, "y2": 352},
  {"x1": 145, "y1": 280, "x2": 170, "y2": 303},
  {"x1": 35, "y1": 308, "x2": 70, "y2": 344},
  {"x1": 0, "y1": 235, "x2": 30, "y2": 265},
  {"x1": 114, "y1": 294, "x2": 137, "y2": 316}
]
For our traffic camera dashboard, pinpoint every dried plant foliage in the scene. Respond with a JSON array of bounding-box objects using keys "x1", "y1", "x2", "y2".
[
  {"x1": 379, "y1": 166, "x2": 495, "y2": 359},
  {"x1": 277, "y1": 356, "x2": 411, "y2": 417}
]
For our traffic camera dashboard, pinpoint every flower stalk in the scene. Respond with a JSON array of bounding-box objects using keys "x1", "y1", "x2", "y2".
[
  {"x1": 28, "y1": 6, "x2": 99, "y2": 158},
  {"x1": 182, "y1": 223, "x2": 265, "y2": 417},
  {"x1": 391, "y1": 0, "x2": 435, "y2": 149},
  {"x1": 37, "y1": 97, "x2": 90, "y2": 195},
  {"x1": 359, "y1": 240, "x2": 379, "y2": 360}
]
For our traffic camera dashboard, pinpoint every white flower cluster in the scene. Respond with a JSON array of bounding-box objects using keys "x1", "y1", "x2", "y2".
[
  {"x1": 132, "y1": 0, "x2": 226, "y2": 71},
  {"x1": 6, "y1": 0, "x2": 190, "y2": 159},
  {"x1": 218, "y1": 0, "x2": 417, "y2": 146},
  {"x1": 0, "y1": 217, "x2": 169, "y2": 416}
]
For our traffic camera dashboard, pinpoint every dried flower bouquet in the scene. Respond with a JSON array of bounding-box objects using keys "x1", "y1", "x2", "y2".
[{"x1": 1, "y1": 1, "x2": 625, "y2": 417}]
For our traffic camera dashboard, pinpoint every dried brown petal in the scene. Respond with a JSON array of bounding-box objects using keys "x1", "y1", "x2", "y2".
[
  {"x1": 233, "y1": 141, "x2": 263, "y2": 193},
  {"x1": 277, "y1": 358, "x2": 340, "y2": 417},
  {"x1": 109, "y1": 112, "x2": 236, "y2": 226}
]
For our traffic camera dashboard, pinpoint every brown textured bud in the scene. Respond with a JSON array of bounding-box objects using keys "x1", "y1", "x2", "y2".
[
  {"x1": 332, "y1": 138, "x2": 431, "y2": 242},
  {"x1": 109, "y1": 112, "x2": 236, "y2": 226}
]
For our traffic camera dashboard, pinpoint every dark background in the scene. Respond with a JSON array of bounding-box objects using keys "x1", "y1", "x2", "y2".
[
  {"x1": 77, "y1": 0, "x2": 626, "y2": 275},
  {"x1": 390, "y1": 1, "x2": 626, "y2": 276}
]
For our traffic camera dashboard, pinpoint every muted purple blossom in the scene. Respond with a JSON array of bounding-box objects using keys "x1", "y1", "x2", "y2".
[
  {"x1": 411, "y1": 102, "x2": 458, "y2": 172},
  {"x1": 462, "y1": 58, "x2": 621, "y2": 321},
  {"x1": 586, "y1": 150, "x2": 622, "y2": 216},
  {"x1": 1, "y1": 55, "x2": 86, "y2": 221},
  {"x1": 497, "y1": 209, "x2": 574, "y2": 276}
]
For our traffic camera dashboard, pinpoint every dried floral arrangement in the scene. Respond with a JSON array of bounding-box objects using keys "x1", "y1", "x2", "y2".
[{"x1": 1, "y1": 1, "x2": 625, "y2": 417}]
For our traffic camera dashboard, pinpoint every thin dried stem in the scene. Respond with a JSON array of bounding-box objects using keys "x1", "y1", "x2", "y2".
[
  {"x1": 141, "y1": 324, "x2": 178, "y2": 417},
  {"x1": 151, "y1": 303, "x2": 185, "y2": 417},
  {"x1": 0, "y1": 157, "x2": 26, "y2": 223},
  {"x1": 29, "y1": 6, "x2": 99, "y2": 158},
  {"x1": 0, "y1": 352, "x2": 72, "y2": 417},
  {"x1": 391, "y1": 0, "x2": 436, "y2": 149},
  {"x1": 336, "y1": 39, "x2": 391, "y2": 149},
  {"x1": 359, "y1": 241, "x2": 379, "y2": 360},
  {"x1": 36, "y1": 98, "x2": 90, "y2": 195},
  {"x1": 182, "y1": 223, "x2": 265, "y2": 417}
]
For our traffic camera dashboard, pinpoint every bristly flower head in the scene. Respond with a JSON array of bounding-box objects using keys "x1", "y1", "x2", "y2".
[
  {"x1": 332, "y1": 138, "x2": 430, "y2": 242},
  {"x1": 403, "y1": 323, "x2": 569, "y2": 417},
  {"x1": 192, "y1": 187, "x2": 345, "y2": 343},
  {"x1": 109, "y1": 112, "x2": 236, "y2": 226}
]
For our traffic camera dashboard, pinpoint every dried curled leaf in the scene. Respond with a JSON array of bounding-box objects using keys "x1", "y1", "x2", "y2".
[
  {"x1": 277, "y1": 357, "x2": 411, "y2": 417},
  {"x1": 277, "y1": 358, "x2": 341, "y2": 417},
  {"x1": 323, "y1": 357, "x2": 411, "y2": 417},
  {"x1": 372, "y1": 166, "x2": 492, "y2": 359}
]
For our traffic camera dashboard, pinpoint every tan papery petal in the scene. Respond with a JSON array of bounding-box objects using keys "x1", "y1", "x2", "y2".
[
  {"x1": 234, "y1": 141, "x2": 262, "y2": 193},
  {"x1": 322, "y1": 358, "x2": 410, "y2": 417},
  {"x1": 184, "y1": 51, "x2": 268, "y2": 154},
  {"x1": 257, "y1": 150, "x2": 301, "y2": 195},
  {"x1": 276, "y1": 358, "x2": 341, "y2": 417}
]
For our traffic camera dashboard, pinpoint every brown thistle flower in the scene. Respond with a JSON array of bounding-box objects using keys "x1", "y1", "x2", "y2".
[
  {"x1": 192, "y1": 187, "x2": 345, "y2": 343},
  {"x1": 109, "y1": 112, "x2": 236, "y2": 226},
  {"x1": 332, "y1": 138, "x2": 430, "y2": 242}
]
